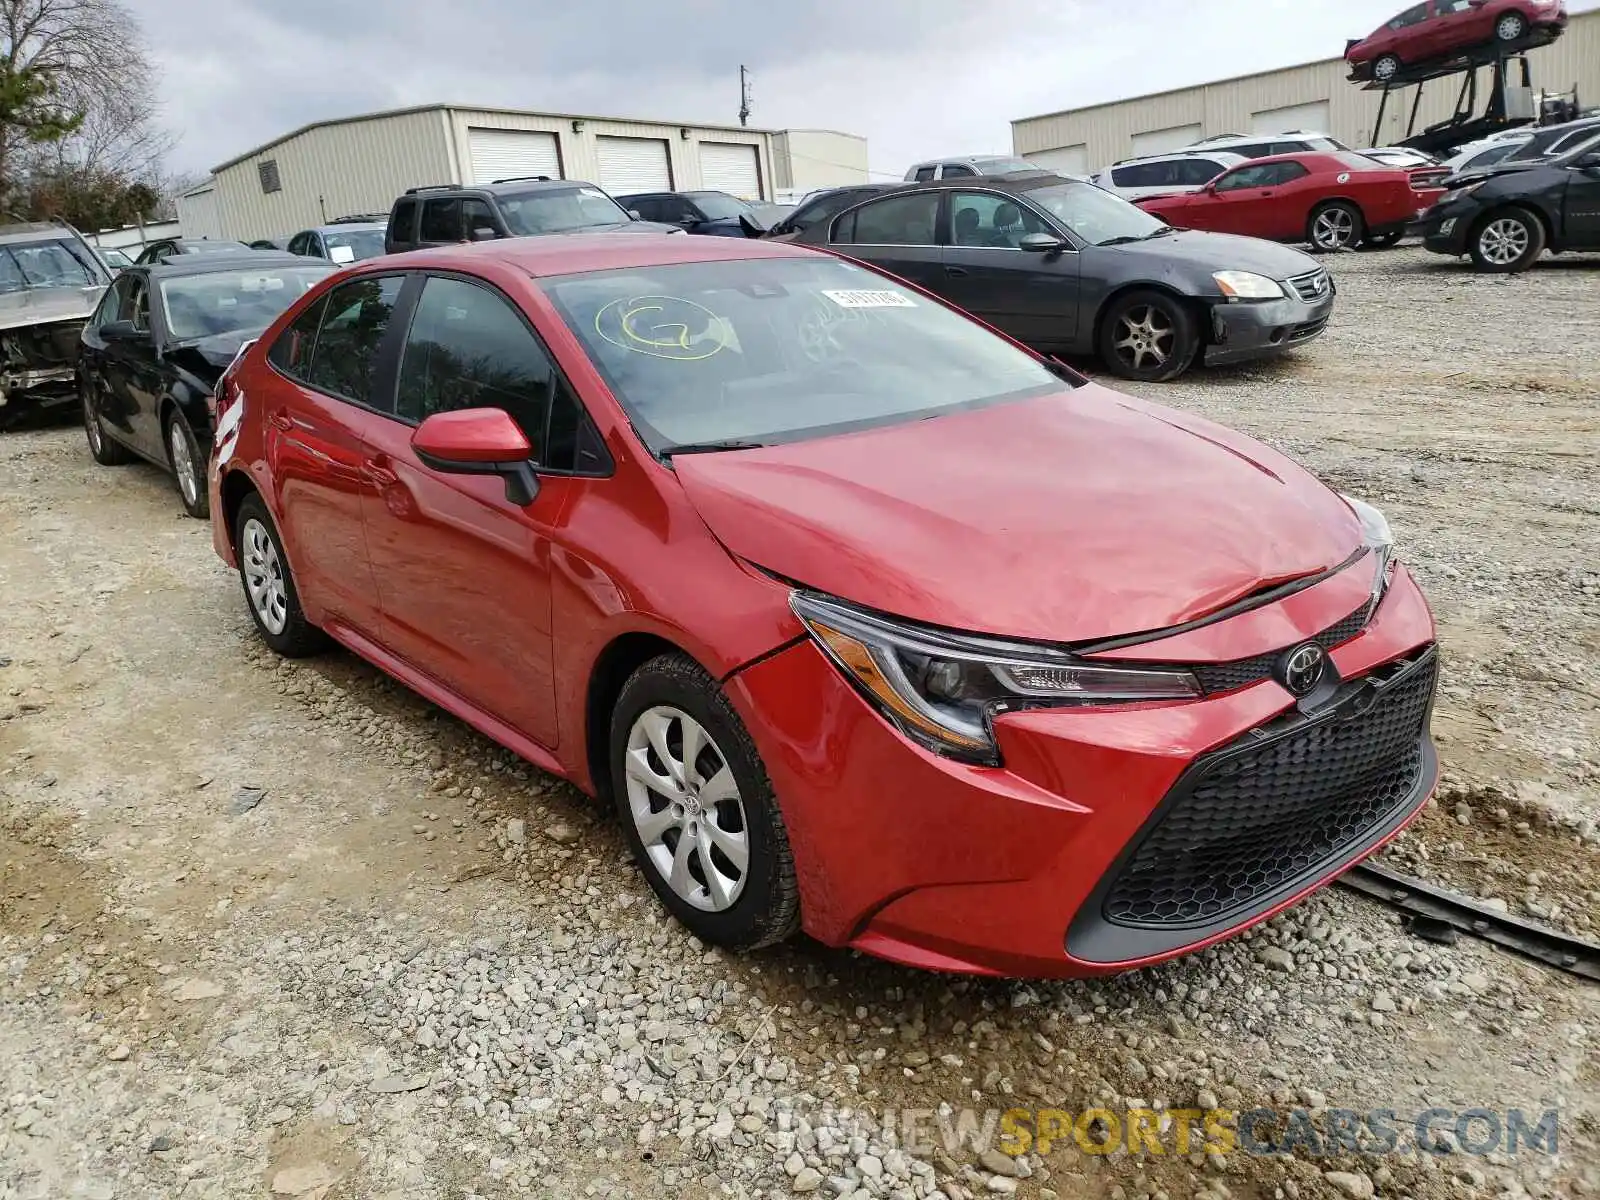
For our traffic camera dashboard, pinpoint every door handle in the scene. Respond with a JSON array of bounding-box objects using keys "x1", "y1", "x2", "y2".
[
  {"x1": 945, "y1": 266, "x2": 970, "y2": 277},
  {"x1": 362, "y1": 454, "x2": 398, "y2": 487},
  {"x1": 267, "y1": 408, "x2": 293, "y2": 432}
]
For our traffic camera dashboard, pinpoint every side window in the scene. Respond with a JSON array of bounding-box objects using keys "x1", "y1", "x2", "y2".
[
  {"x1": 912, "y1": 166, "x2": 937, "y2": 182},
  {"x1": 627, "y1": 198, "x2": 659, "y2": 221},
  {"x1": 397, "y1": 276, "x2": 563, "y2": 463},
  {"x1": 463, "y1": 198, "x2": 498, "y2": 238},
  {"x1": 940, "y1": 164, "x2": 978, "y2": 178},
  {"x1": 1269, "y1": 141, "x2": 1308, "y2": 156},
  {"x1": 1274, "y1": 162, "x2": 1311, "y2": 184},
  {"x1": 1389, "y1": 2, "x2": 1428, "y2": 28},
  {"x1": 949, "y1": 192, "x2": 1052, "y2": 248},
  {"x1": 387, "y1": 198, "x2": 417, "y2": 246},
  {"x1": 94, "y1": 275, "x2": 134, "y2": 324},
  {"x1": 419, "y1": 197, "x2": 462, "y2": 243},
  {"x1": 1214, "y1": 164, "x2": 1272, "y2": 191},
  {"x1": 836, "y1": 192, "x2": 940, "y2": 245},
  {"x1": 302, "y1": 276, "x2": 405, "y2": 408},
  {"x1": 1178, "y1": 158, "x2": 1226, "y2": 186},
  {"x1": 268, "y1": 296, "x2": 328, "y2": 378},
  {"x1": 287, "y1": 232, "x2": 308, "y2": 256},
  {"x1": 124, "y1": 277, "x2": 150, "y2": 331}
]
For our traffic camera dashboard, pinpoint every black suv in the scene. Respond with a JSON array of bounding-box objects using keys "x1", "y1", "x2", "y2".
[{"x1": 384, "y1": 177, "x2": 680, "y2": 253}]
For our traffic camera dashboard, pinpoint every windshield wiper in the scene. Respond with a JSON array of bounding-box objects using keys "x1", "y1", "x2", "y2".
[
  {"x1": 658, "y1": 439, "x2": 768, "y2": 459},
  {"x1": 1097, "y1": 229, "x2": 1172, "y2": 246}
]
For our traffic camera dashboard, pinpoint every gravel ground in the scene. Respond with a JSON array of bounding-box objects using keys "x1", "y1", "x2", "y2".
[{"x1": 2, "y1": 245, "x2": 1597, "y2": 1200}]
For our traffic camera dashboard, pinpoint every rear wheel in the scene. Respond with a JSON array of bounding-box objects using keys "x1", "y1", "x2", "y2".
[
  {"x1": 1468, "y1": 206, "x2": 1544, "y2": 273},
  {"x1": 1308, "y1": 201, "x2": 1364, "y2": 252},
  {"x1": 82, "y1": 379, "x2": 133, "y2": 465},
  {"x1": 1373, "y1": 53, "x2": 1402, "y2": 83},
  {"x1": 1098, "y1": 289, "x2": 1200, "y2": 383},
  {"x1": 234, "y1": 493, "x2": 327, "y2": 657},
  {"x1": 1495, "y1": 11, "x2": 1528, "y2": 41},
  {"x1": 610, "y1": 653, "x2": 799, "y2": 951},
  {"x1": 165, "y1": 411, "x2": 208, "y2": 519}
]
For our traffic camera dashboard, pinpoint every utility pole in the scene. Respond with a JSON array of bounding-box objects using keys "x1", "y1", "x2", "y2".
[{"x1": 739, "y1": 65, "x2": 752, "y2": 127}]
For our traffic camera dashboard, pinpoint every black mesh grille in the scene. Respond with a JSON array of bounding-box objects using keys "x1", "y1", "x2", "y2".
[
  {"x1": 1102, "y1": 651, "x2": 1436, "y2": 929},
  {"x1": 1184, "y1": 600, "x2": 1373, "y2": 696}
]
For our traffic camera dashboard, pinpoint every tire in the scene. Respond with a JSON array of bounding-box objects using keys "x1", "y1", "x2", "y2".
[
  {"x1": 1495, "y1": 11, "x2": 1527, "y2": 41},
  {"x1": 610, "y1": 653, "x2": 799, "y2": 951},
  {"x1": 1098, "y1": 289, "x2": 1200, "y2": 383},
  {"x1": 1307, "y1": 201, "x2": 1365, "y2": 253},
  {"x1": 164, "y1": 411, "x2": 209, "y2": 519},
  {"x1": 1373, "y1": 54, "x2": 1402, "y2": 83},
  {"x1": 1361, "y1": 230, "x2": 1404, "y2": 250},
  {"x1": 82, "y1": 378, "x2": 133, "y2": 465},
  {"x1": 233, "y1": 493, "x2": 327, "y2": 657},
  {"x1": 1468, "y1": 206, "x2": 1545, "y2": 273}
]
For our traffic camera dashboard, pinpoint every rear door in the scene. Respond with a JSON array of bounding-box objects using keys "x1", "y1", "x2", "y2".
[
  {"x1": 940, "y1": 190, "x2": 1081, "y2": 346},
  {"x1": 826, "y1": 190, "x2": 945, "y2": 291},
  {"x1": 356, "y1": 272, "x2": 580, "y2": 748},
  {"x1": 260, "y1": 274, "x2": 407, "y2": 634}
]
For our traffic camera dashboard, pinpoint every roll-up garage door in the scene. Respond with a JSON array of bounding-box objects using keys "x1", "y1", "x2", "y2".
[
  {"x1": 1251, "y1": 102, "x2": 1331, "y2": 136},
  {"x1": 1129, "y1": 124, "x2": 1203, "y2": 157},
  {"x1": 1024, "y1": 145, "x2": 1088, "y2": 176},
  {"x1": 596, "y1": 137, "x2": 672, "y2": 194},
  {"x1": 698, "y1": 142, "x2": 761, "y2": 199},
  {"x1": 468, "y1": 129, "x2": 561, "y2": 184}
]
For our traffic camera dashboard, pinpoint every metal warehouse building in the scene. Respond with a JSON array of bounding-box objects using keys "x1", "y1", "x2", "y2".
[
  {"x1": 1012, "y1": 6, "x2": 1600, "y2": 173},
  {"x1": 203, "y1": 104, "x2": 867, "y2": 242}
]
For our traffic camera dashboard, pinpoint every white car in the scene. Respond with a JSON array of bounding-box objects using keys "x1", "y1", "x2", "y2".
[
  {"x1": 903, "y1": 155, "x2": 1044, "y2": 181},
  {"x1": 1172, "y1": 131, "x2": 1351, "y2": 160},
  {"x1": 1090, "y1": 150, "x2": 1248, "y2": 200},
  {"x1": 1358, "y1": 147, "x2": 1440, "y2": 168},
  {"x1": 1441, "y1": 135, "x2": 1534, "y2": 175}
]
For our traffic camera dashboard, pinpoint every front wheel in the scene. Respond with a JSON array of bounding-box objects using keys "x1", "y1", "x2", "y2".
[
  {"x1": 1308, "y1": 201, "x2": 1364, "y2": 252},
  {"x1": 165, "y1": 412, "x2": 209, "y2": 519},
  {"x1": 1098, "y1": 289, "x2": 1200, "y2": 383},
  {"x1": 1373, "y1": 54, "x2": 1402, "y2": 83},
  {"x1": 234, "y1": 493, "x2": 327, "y2": 657},
  {"x1": 1468, "y1": 207, "x2": 1545, "y2": 273},
  {"x1": 1495, "y1": 11, "x2": 1527, "y2": 41},
  {"x1": 610, "y1": 653, "x2": 799, "y2": 951}
]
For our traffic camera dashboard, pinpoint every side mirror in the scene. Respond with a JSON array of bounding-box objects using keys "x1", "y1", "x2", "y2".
[
  {"x1": 101, "y1": 319, "x2": 142, "y2": 341},
  {"x1": 412, "y1": 408, "x2": 540, "y2": 506},
  {"x1": 1018, "y1": 232, "x2": 1065, "y2": 254},
  {"x1": 470, "y1": 226, "x2": 498, "y2": 241},
  {"x1": 737, "y1": 213, "x2": 767, "y2": 238},
  {"x1": 1575, "y1": 152, "x2": 1600, "y2": 171},
  {"x1": 627, "y1": 209, "x2": 643, "y2": 220}
]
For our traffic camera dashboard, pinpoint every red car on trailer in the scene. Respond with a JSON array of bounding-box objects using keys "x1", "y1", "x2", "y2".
[
  {"x1": 1346, "y1": 0, "x2": 1569, "y2": 84},
  {"x1": 1135, "y1": 152, "x2": 1446, "y2": 251}
]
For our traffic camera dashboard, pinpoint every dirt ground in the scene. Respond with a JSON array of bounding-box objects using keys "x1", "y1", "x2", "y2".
[{"x1": 1, "y1": 245, "x2": 1597, "y2": 1200}]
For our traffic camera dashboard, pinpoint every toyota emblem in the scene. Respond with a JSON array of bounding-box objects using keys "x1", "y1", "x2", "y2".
[{"x1": 1278, "y1": 643, "x2": 1327, "y2": 697}]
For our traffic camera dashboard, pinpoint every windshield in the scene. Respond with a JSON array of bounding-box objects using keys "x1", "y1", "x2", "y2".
[
  {"x1": 0, "y1": 237, "x2": 109, "y2": 293},
  {"x1": 541, "y1": 256, "x2": 1066, "y2": 452},
  {"x1": 1335, "y1": 152, "x2": 1389, "y2": 171},
  {"x1": 688, "y1": 193, "x2": 753, "y2": 220},
  {"x1": 159, "y1": 266, "x2": 333, "y2": 341},
  {"x1": 1505, "y1": 124, "x2": 1598, "y2": 162},
  {"x1": 323, "y1": 227, "x2": 386, "y2": 261},
  {"x1": 1023, "y1": 182, "x2": 1168, "y2": 245},
  {"x1": 498, "y1": 186, "x2": 631, "y2": 235}
]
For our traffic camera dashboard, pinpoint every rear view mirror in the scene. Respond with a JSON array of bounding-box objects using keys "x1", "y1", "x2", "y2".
[
  {"x1": 412, "y1": 408, "x2": 540, "y2": 505},
  {"x1": 1018, "y1": 232, "x2": 1065, "y2": 254}
]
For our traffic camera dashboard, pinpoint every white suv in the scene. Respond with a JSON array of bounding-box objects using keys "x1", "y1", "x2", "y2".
[
  {"x1": 1090, "y1": 151, "x2": 1248, "y2": 199},
  {"x1": 1173, "y1": 131, "x2": 1351, "y2": 160}
]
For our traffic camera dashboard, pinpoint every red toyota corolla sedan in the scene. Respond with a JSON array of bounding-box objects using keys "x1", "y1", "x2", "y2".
[
  {"x1": 207, "y1": 234, "x2": 1439, "y2": 978},
  {"x1": 1136, "y1": 152, "x2": 1445, "y2": 251},
  {"x1": 1346, "y1": 0, "x2": 1568, "y2": 84}
]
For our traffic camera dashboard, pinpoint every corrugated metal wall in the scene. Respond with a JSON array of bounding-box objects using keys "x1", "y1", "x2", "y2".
[
  {"x1": 211, "y1": 109, "x2": 455, "y2": 241},
  {"x1": 771, "y1": 130, "x2": 871, "y2": 191},
  {"x1": 442, "y1": 110, "x2": 774, "y2": 200},
  {"x1": 1013, "y1": 9, "x2": 1600, "y2": 170}
]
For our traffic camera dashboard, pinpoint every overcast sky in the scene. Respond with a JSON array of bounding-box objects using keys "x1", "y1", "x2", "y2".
[{"x1": 135, "y1": 0, "x2": 1596, "y2": 179}]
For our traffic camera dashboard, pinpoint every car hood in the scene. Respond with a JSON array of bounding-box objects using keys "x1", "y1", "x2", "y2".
[
  {"x1": 164, "y1": 329, "x2": 256, "y2": 389},
  {"x1": 1105, "y1": 228, "x2": 1322, "y2": 279},
  {"x1": 579, "y1": 220, "x2": 683, "y2": 235},
  {"x1": 0, "y1": 285, "x2": 104, "y2": 330},
  {"x1": 673, "y1": 384, "x2": 1362, "y2": 643}
]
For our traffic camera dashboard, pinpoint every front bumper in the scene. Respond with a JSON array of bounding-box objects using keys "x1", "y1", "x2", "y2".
[
  {"x1": 1413, "y1": 202, "x2": 1476, "y2": 255},
  {"x1": 0, "y1": 364, "x2": 76, "y2": 405},
  {"x1": 1204, "y1": 288, "x2": 1334, "y2": 365},
  {"x1": 727, "y1": 562, "x2": 1437, "y2": 978}
]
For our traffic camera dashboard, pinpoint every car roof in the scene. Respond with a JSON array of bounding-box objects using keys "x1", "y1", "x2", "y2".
[
  {"x1": 371, "y1": 231, "x2": 825, "y2": 279},
  {"x1": 139, "y1": 252, "x2": 321, "y2": 279},
  {"x1": 1179, "y1": 132, "x2": 1331, "y2": 149},
  {"x1": 1105, "y1": 150, "x2": 1248, "y2": 168},
  {"x1": 310, "y1": 221, "x2": 385, "y2": 233},
  {"x1": 406, "y1": 178, "x2": 601, "y2": 198},
  {"x1": 0, "y1": 222, "x2": 79, "y2": 244},
  {"x1": 879, "y1": 174, "x2": 1078, "y2": 197}
]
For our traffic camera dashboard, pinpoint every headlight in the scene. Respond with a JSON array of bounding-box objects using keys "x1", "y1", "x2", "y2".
[
  {"x1": 1213, "y1": 271, "x2": 1284, "y2": 301},
  {"x1": 1341, "y1": 494, "x2": 1397, "y2": 609},
  {"x1": 790, "y1": 593, "x2": 1200, "y2": 765},
  {"x1": 1445, "y1": 181, "x2": 1487, "y2": 201}
]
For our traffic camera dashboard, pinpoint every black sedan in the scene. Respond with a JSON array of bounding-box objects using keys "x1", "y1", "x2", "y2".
[
  {"x1": 78, "y1": 254, "x2": 334, "y2": 516},
  {"x1": 787, "y1": 175, "x2": 1336, "y2": 381},
  {"x1": 616, "y1": 190, "x2": 766, "y2": 237},
  {"x1": 1415, "y1": 130, "x2": 1600, "y2": 271},
  {"x1": 133, "y1": 238, "x2": 255, "y2": 265}
]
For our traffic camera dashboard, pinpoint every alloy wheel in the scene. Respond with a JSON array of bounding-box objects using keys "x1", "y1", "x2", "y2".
[
  {"x1": 241, "y1": 517, "x2": 289, "y2": 635},
  {"x1": 1478, "y1": 217, "x2": 1530, "y2": 266},
  {"x1": 1112, "y1": 304, "x2": 1175, "y2": 372},
  {"x1": 1313, "y1": 208, "x2": 1356, "y2": 250},
  {"x1": 623, "y1": 705, "x2": 749, "y2": 912},
  {"x1": 169, "y1": 421, "x2": 198, "y2": 506}
]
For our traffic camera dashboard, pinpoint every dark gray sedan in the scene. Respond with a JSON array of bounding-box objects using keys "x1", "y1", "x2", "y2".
[{"x1": 789, "y1": 175, "x2": 1335, "y2": 381}]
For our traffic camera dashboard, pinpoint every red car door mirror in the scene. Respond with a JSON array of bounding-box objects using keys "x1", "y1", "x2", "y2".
[{"x1": 411, "y1": 408, "x2": 541, "y2": 506}]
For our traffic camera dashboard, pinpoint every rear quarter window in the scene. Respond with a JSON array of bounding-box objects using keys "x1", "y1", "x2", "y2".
[{"x1": 387, "y1": 198, "x2": 417, "y2": 246}]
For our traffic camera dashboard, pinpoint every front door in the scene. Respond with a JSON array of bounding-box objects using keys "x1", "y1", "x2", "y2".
[
  {"x1": 827, "y1": 190, "x2": 946, "y2": 292},
  {"x1": 940, "y1": 190, "x2": 1081, "y2": 347},
  {"x1": 101, "y1": 274, "x2": 166, "y2": 456},
  {"x1": 1202, "y1": 163, "x2": 1286, "y2": 237},
  {"x1": 357, "y1": 273, "x2": 564, "y2": 748},
  {"x1": 259, "y1": 274, "x2": 404, "y2": 634}
]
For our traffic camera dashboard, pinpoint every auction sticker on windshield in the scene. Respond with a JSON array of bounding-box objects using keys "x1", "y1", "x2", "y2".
[{"x1": 822, "y1": 289, "x2": 916, "y2": 309}]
